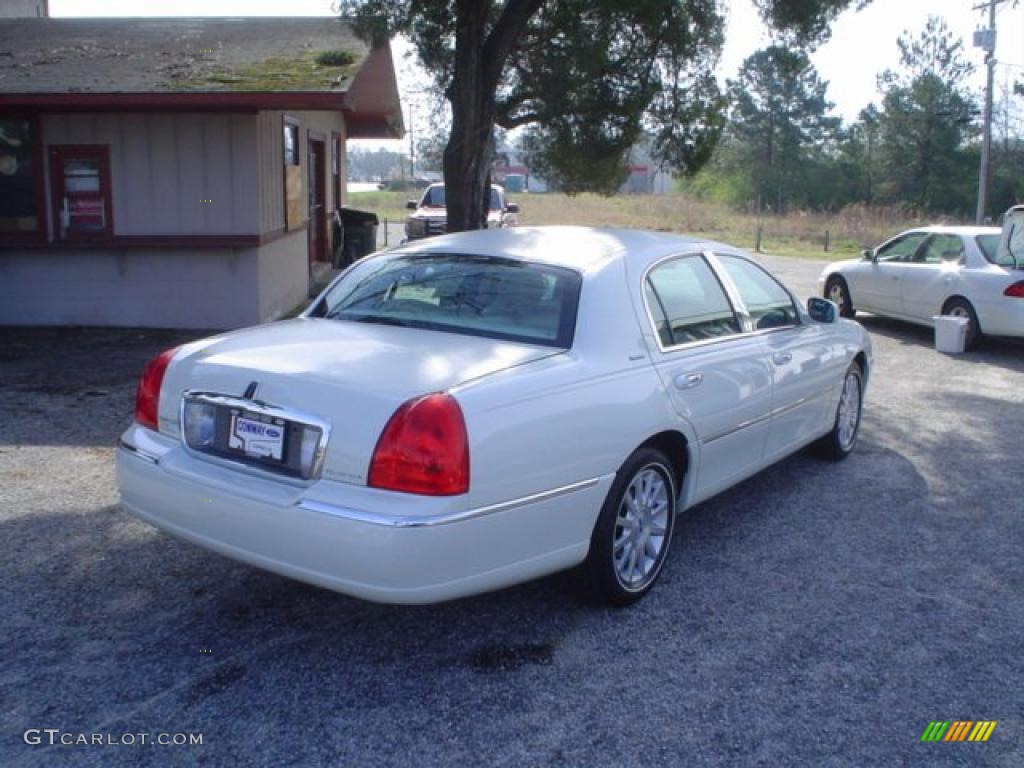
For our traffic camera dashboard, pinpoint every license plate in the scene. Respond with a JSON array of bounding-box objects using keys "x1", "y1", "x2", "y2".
[{"x1": 228, "y1": 413, "x2": 285, "y2": 461}]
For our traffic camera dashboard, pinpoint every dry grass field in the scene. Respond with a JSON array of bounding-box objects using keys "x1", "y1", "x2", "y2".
[{"x1": 349, "y1": 190, "x2": 966, "y2": 261}]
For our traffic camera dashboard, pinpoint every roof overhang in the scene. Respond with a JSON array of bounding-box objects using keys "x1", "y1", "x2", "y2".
[
  {"x1": 342, "y1": 42, "x2": 404, "y2": 139},
  {"x1": 0, "y1": 91, "x2": 347, "y2": 112}
]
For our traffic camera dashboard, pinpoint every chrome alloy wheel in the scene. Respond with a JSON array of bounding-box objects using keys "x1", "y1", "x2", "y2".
[
  {"x1": 836, "y1": 370, "x2": 862, "y2": 451},
  {"x1": 612, "y1": 466, "x2": 671, "y2": 590}
]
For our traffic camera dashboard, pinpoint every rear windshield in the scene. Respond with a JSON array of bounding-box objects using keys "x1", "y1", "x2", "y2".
[
  {"x1": 319, "y1": 253, "x2": 582, "y2": 348},
  {"x1": 420, "y1": 186, "x2": 502, "y2": 210}
]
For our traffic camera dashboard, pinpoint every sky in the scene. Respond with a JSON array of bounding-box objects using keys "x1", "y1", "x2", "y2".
[{"x1": 50, "y1": 0, "x2": 1024, "y2": 143}]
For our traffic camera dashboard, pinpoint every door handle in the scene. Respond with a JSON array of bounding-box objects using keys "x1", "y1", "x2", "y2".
[
  {"x1": 772, "y1": 352, "x2": 793, "y2": 366},
  {"x1": 674, "y1": 373, "x2": 703, "y2": 390}
]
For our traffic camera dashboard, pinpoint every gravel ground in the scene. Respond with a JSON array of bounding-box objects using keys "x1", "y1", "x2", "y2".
[{"x1": 2, "y1": 254, "x2": 1022, "y2": 767}]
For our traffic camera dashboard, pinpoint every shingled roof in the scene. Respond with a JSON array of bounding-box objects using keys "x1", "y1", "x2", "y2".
[
  {"x1": 0, "y1": 17, "x2": 404, "y2": 137},
  {"x1": 0, "y1": 17, "x2": 369, "y2": 94}
]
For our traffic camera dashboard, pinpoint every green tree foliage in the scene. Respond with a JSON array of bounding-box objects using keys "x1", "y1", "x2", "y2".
[
  {"x1": 872, "y1": 16, "x2": 977, "y2": 213},
  {"x1": 341, "y1": 0, "x2": 872, "y2": 230},
  {"x1": 722, "y1": 46, "x2": 839, "y2": 212}
]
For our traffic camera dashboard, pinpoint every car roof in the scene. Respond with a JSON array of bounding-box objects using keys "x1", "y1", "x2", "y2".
[
  {"x1": 905, "y1": 225, "x2": 1000, "y2": 236},
  {"x1": 425, "y1": 182, "x2": 505, "y2": 192},
  {"x1": 395, "y1": 225, "x2": 742, "y2": 273}
]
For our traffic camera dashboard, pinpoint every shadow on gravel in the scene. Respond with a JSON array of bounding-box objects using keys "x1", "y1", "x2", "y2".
[
  {"x1": 5, "y1": 430, "x2": 1022, "y2": 767},
  {"x1": 857, "y1": 315, "x2": 1024, "y2": 373},
  {"x1": 0, "y1": 327, "x2": 208, "y2": 448}
]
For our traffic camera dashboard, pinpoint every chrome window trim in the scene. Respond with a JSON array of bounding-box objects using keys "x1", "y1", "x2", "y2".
[
  {"x1": 179, "y1": 391, "x2": 331, "y2": 482},
  {"x1": 296, "y1": 477, "x2": 601, "y2": 529},
  {"x1": 640, "y1": 250, "x2": 746, "y2": 354}
]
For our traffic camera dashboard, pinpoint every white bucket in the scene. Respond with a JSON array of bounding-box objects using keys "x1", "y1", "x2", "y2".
[{"x1": 933, "y1": 315, "x2": 969, "y2": 354}]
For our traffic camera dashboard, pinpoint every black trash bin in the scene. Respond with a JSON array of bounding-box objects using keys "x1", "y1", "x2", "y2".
[
  {"x1": 329, "y1": 210, "x2": 345, "y2": 268},
  {"x1": 339, "y1": 207, "x2": 379, "y2": 266}
]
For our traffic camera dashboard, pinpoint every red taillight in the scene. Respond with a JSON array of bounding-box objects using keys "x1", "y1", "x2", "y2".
[
  {"x1": 134, "y1": 347, "x2": 179, "y2": 431},
  {"x1": 368, "y1": 393, "x2": 470, "y2": 496},
  {"x1": 1004, "y1": 281, "x2": 1024, "y2": 298}
]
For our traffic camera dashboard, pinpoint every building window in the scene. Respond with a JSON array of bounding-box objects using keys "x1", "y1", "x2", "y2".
[
  {"x1": 283, "y1": 120, "x2": 299, "y2": 166},
  {"x1": 0, "y1": 117, "x2": 42, "y2": 237},
  {"x1": 49, "y1": 145, "x2": 113, "y2": 240},
  {"x1": 282, "y1": 117, "x2": 303, "y2": 230},
  {"x1": 331, "y1": 133, "x2": 342, "y2": 211}
]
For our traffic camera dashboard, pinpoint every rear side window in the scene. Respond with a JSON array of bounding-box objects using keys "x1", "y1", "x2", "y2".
[
  {"x1": 977, "y1": 234, "x2": 1000, "y2": 263},
  {"x1": 645, "y1": 255, "x2": 740, "y2": 347},
  {"x1": 916, "y1": 235, "x2": 964, "y2": 264},
  {"x1": 716, "y1": 255, "x2": 799, "y2": 331},
  {"x1": 321, "y1": 253, "x2": 581, "y2": 348}
]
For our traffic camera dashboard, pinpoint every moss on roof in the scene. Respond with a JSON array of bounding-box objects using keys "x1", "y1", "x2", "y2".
[{"x1": 179, "y1": 49, "x2": 357, "y2": 92}]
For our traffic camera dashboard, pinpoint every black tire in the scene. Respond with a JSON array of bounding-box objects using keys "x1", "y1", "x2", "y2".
[
  {"x1": 813, "y1": 361, "x2": 864, "y2": 461},
  {"x1": 584, "y1": 447, "x2": 677, "y2": 606},
  {"x1": 942, "y1": 297, "x2": 982, "y2": 351},
  {"x1": 824, "y1": 275, "x2": 855, "y2": 318}
]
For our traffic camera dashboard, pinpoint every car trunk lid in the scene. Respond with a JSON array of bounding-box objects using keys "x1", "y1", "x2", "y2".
[{"x1": 159, "y1": 318, "x2": 558, "y2": 487}]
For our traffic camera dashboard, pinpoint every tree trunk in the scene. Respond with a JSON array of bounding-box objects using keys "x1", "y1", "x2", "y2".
[
  {"x1": 443, "y1": 0, "x2": 544, "y2": 232},
  {"x1": 444, "y1": 1, "x2": 493, "y2": 232}
]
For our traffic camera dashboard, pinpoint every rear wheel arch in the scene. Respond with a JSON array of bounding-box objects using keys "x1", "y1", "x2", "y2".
[{"x1": 637, "y1": 430, "x2": 689, "y2": 500}]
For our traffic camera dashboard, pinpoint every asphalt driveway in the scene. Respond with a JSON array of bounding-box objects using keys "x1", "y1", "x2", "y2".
[{"x1": 1, "y1": 253, "x2": 1022, "y2": 767}]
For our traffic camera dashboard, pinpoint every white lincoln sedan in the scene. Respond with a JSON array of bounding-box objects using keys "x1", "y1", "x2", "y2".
[
  {"x1": 117, "y1": 227, "x2": 871, "y2": 605},
  {"x1": 818, "y1": 226, "x2": 1024, "y2": 349}
]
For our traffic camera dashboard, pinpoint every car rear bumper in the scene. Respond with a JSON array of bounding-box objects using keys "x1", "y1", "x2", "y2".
[
  {"x1": 116, "y1": 425, "x2": 607, "y2": 604},
  {"x1": 976, "y1": 298, "x2": 1024, "y2": 338}
]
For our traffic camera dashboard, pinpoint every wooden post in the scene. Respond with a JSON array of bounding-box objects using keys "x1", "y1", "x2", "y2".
[
  {"x1": 824, "y1": 229, "x2": 831, "y2": 253},
  {"x1": 755, "y1": 226, "x2": 763, "y2": 253}
]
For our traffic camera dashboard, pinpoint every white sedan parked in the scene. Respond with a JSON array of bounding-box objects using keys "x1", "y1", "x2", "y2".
[
  {"x1": 818, "y1": 226, "x2": 1024, "y2": 349},
  {"x1": 117, "y1": 227, "x2": 872, "y2": 605}
]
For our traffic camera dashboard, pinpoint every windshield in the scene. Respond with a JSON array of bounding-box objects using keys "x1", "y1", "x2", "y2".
[
  {"x1": 419, "y1": 187, "x2": 503, "y2": 210},
  {"x1": 996, "y1": 211, "x2": 1024, "y2": 268},
  {"x1": 319, "y1": 253, "x2": 582, "y2": 348}
]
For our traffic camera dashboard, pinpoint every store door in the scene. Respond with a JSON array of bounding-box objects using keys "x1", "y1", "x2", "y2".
[{"x1": 307, "y1": 138, "x2": 327, "y2": 264}]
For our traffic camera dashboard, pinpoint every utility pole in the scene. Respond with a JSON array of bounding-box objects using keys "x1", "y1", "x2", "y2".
[
  {"x1": 408, "y1": 103, "x2": 416, "y2": 181},
  {"x1": 974, "y1": 0, "x2": 999, "y2": 224}
]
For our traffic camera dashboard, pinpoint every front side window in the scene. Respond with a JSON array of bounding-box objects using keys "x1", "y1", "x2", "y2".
[
  {"x1": 645, "y1": 254, "x2": 740, "y2": 348},
  {"x1": 50, "y1": 145, "x2": 112, "y2": 240},
  {"x1": 0, "y1": 117, "x2": 41, "y2": 236},
  {"x1": 875, "y1": 232, "x2": 927, "y2": 263},
  {"x1": 320, "y1": 253, "x2": 581, "y2": 348},
  {"x1": 916, "y1": 234, "x2": 964, "y2": 264},
  {"x1": 716, "y1": 255, "x2": 799, "y2": 331}
]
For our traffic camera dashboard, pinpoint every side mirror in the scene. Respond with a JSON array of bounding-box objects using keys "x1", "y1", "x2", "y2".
[
  {"x1": 406, "y1": 200, "x2": 417, "y2": 210},
  {"x1": 861, "y1": 249, "x2": 874, "y2": 261},
  {"x1": 505, "y1": 202, "x2": 520, "y2": 214},
  {"x1": 807, "y1": 297, "x2": 838, "y2": 324}
]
